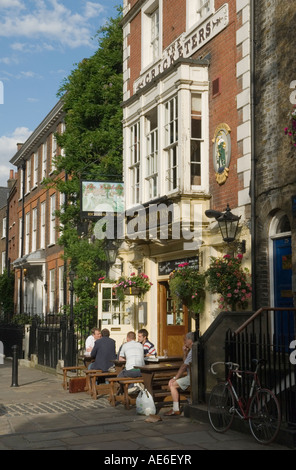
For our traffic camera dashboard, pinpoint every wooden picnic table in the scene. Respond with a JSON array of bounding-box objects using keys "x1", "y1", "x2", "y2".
[{"x1": 137, "y1": 362, "x2": 183, "y2": 397}]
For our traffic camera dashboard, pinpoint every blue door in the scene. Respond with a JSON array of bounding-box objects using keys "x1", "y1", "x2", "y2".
[{"x1": 273, "y1": 237, "x2": 294, "y2": 350}]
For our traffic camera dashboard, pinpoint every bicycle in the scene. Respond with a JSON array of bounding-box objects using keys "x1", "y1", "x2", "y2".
[{"x1": 207, "y1": 359, "x2": 281, "y2": 445}]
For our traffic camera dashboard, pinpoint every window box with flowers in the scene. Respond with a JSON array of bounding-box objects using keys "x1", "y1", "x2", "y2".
[
  {"x1": 284, "y1": 105, "x2": 296, "y2": 148},
  {"x1": 168, "y1": 263, "x2": 205, "y2": 317},
  {"x1": 205, "y1": 254, "x2": 252, "y2": 311},
  {"x1": 114, "y1": 272, "x2": 152, "y2": 300}
]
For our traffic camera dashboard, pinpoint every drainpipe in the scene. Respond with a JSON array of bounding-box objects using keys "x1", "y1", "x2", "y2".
[{"x1": 250, "y1": 0, "x2": 256, "y2": 311}]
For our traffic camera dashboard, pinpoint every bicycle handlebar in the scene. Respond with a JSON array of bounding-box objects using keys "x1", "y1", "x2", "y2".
[{"x1": 210, "y1": 361, "x2": 241, "y2": 377}]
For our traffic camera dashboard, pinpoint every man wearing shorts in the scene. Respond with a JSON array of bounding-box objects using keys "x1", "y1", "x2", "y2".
[{"x1": 164, "y1": 332, "x2": 194, "y2": 416}]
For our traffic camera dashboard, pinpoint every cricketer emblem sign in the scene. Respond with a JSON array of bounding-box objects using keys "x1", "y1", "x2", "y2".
[{"x1": 212, "y1": 123, "x2": 231, "y2": 185}]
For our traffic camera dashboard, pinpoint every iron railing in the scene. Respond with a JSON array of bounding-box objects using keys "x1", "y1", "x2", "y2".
[
  {"x1": 225, "y1": 307, "x2": 296, "y2": 427},
  {"x1": 28, "y1": 308, "x2": 97, "y2": 368}
]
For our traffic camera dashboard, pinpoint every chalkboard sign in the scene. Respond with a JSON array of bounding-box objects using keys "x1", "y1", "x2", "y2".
[{"x1": 158, "y1": 257, "x2": 199, "y2": 276}]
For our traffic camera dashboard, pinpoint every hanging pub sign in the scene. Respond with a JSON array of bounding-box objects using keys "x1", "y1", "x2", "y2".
[
  {"x1": 212, "y1": 123, "x2": 231, "y2": 185},
  {"x1": 158, "y1": 256, "x2": 199, "y2": 276},
  {"x1": 80, "y1": 181, "x2": 124, "y2": 218}
]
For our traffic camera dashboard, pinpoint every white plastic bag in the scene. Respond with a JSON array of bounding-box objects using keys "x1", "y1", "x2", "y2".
[{"x1": 136, "y1": 389, "x2": 156, "y2": 416}]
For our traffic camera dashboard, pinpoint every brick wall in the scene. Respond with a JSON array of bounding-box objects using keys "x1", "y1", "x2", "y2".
[{"x1": 162, "y1": 0, "x2": 186, "y2": 50}]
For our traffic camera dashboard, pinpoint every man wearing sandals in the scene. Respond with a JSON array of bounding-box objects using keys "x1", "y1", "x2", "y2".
[{"x1": 164, "y1": 332, "x2": 194, "y2": 416}]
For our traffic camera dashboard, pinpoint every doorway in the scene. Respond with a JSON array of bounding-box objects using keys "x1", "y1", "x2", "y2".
[
  {"x1": 158, "y1": 281, "x2": 188, "y2": 356},
  {"x1": 270, "y1": 212, "x2": 294, "y2": 350},
  {"x1": 273, "y1": 237, "x2": 294, "y2": 349}
]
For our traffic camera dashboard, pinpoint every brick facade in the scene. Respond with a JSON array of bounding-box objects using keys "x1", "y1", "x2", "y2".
[{"x1": 10, "y1": 99, "x2": 66, "y2": 316}]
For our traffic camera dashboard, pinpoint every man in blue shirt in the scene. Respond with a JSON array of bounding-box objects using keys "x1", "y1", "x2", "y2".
[{"x1": 89, "y1": 328, "x2": 116, "y2": 372}]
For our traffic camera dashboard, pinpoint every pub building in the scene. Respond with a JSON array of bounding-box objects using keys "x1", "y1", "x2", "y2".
[{"x1": 98, "y1": 0, "x2": 252, "y2": 355}]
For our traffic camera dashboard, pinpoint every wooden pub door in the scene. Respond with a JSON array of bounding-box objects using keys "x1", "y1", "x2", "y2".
[{"x1": 158, "y1": 281, "x2": 188, "y2": 356}]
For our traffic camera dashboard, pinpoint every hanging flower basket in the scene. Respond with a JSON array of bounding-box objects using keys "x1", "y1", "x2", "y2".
[
  {"x1": 123, "y1": 286, "x2": 143, "y2": 296},
  {"x1": 169, "y1": 263, "x2": 205, "y2": 316},
  {"x1": 205, "y1": 254, "x2": 252, "y2": 311},
  {"x1": 114, "y1": 272, "x2": 152, "y2": 300}
]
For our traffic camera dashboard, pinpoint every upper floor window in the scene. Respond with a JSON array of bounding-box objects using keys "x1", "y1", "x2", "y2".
[
  {"x1": 25, "y1": 211, "x2": 30, "y2": 255},
  {"x1": 164, "y1": 96, "x2": 178, "y2": 192},
  {"x1": 42, "y1": 141, "x2": 47, "y2": 180},
  {"x1": 40, "y1": 201, "x2": 46, "y2": 249},
  {"x1": 196, "y1": 0, "x2": 211, "y2": 20},
  {"x1": 145, "y1": 108, "x2": 158, "y2": 199},
  {"x1": 142, "y1": 0, "x2": 161, "y2": 69},
  {"x1": 2, "y1": 217, "x2": 6, "y2": 238},
  {"x1": 187, "y1": 0, "x2": 213, "y2": 31},
  {"x1": 26, "y1": 159, "x2": 31, "y2": 194},
  {"x1": 32, "y1": 207, "x2": 37, "y2": 252},
  {"x1": 19, "y1": 217, "x2": 22, "y2": 257},
  {"x1": 129, "y1": 121, "x2": 141, "y2": 205},
  {"x1": 50, "y1": 194, "x2": 56, "y2": 245},
  {"x1": 151, "y1": 8, "x2": 159, "y2": 62},
  {"x1": 33, "y1": 152, "x2": 38, "y2": 188},
  {"x1": 191, "y1": 93, "x2": 203, "y2": 186},
  {"x1": 51, "y1": 133, "x2": 57, "y2": 173}
]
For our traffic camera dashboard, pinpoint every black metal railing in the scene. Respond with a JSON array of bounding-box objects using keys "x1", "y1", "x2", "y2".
[
  {"x1": 28, "y1": 307, "x2": 97, "y2": 368},
  {"x1": 226, "y1": 307, "x2": 296, "y2": 427}
]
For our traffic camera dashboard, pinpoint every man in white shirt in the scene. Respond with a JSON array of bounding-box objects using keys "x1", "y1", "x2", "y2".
[
  {"x1": 118, "y1": 331, "x2": 145, "y2": 381},
  {"x1": 84, "y1": 328, "x2": 101, "y2": 356}
]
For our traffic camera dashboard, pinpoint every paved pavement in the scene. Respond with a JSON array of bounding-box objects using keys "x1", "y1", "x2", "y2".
[{"x1": 0, "y1": 359, "x2": 292, "y2": 454}]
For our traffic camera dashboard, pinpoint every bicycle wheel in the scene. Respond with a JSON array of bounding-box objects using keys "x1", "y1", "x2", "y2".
[
  {"x1": 208, "y1": 382, "x2": 234, "y2": 433},
  {"x1": 249, "y1": 388, "x2": 281, "y2": 444}
]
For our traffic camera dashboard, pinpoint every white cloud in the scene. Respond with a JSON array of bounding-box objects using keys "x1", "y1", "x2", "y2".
[
  {"x1": 0, "y1": 0, "x2": 107, "y2": 48},
  {"x1": 0, "y1": 56, "x2": 20, "y2": 65},
  {"x1": 0, "y1": 0, "x2": 25, "y2": 9},
  {"x1": 0, "y1": 127, "x2": 32, "y2": 186}
]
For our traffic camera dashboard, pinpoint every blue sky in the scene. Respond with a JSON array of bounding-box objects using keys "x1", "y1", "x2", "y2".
[{"x1": 0, "y1": 0, "x2": 121, "y2": 187}]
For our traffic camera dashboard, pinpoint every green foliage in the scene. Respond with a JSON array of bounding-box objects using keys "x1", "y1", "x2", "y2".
[
  {"x1": 0, "y1": 270, "x2": 15, "y2": 320},
  {"x1": 43, "y1": 10, "x2": 123, "y2": 311},
  {"x1": 168, "y1": 263, "x2": 205, "y2": 315},
  {"x1": 206, "y1": 254, "x2": 252, "y2": 311},
  {"x1": 56, "y1": 11, "x2": 123, "y2": 182}
]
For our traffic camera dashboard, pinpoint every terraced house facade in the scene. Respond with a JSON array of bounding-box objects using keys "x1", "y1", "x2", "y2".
[{"x1": 10, "y1": 99, "x2": 66, "y2": 317}]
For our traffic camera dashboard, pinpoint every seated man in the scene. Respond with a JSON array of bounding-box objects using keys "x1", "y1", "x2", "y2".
[
  {"x1": 118, "y1": 331, "x2": 145, "y2": 392},
  {"x1": 164, "y1": 332, "x2": 194, "y2": 416},
  {"x1": 84, "y1": 328, "x2": 101, "y2": 356},
  {"x1": 138, "y1": 328, "x2": 157, "y2": 356},
  {"x1": 89, "y1": 328, "x2": 116, "y2": 373}
]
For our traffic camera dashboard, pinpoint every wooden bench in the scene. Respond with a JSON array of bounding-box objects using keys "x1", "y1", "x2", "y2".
[
  {"x1": 89, "y1": 371, "x2": 118, "y2": 399},
  {"x1": 84, "y1": 369, "x2": 103, "y2": 394},
  {"x1": 108, "y1": 377, "x2": 144, "y2": 409},
  {"x1": 62, "y1": 366, "x2": 87, "y2": 390}
]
